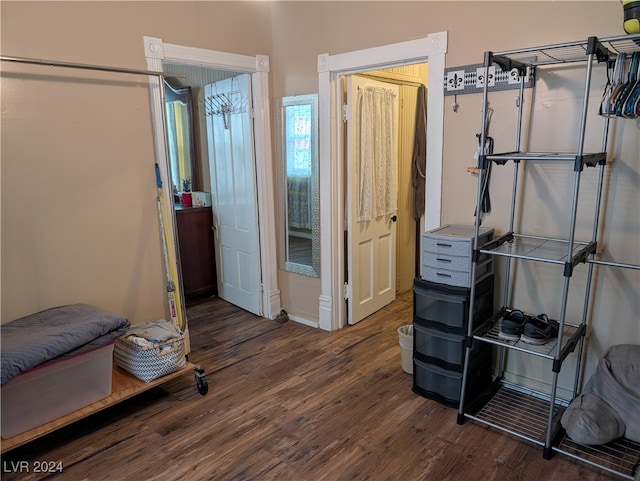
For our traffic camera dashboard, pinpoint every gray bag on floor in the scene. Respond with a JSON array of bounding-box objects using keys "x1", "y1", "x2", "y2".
[{"x1": 561, "y1": 344, "x2": 640, "y2": 445}]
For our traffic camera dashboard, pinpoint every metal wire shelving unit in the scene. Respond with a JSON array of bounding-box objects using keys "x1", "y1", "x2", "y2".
[{"x1": 456, "y1": 34, "x2": 640, "y2": 480}]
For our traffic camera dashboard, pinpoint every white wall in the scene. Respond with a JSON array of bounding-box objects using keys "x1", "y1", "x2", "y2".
[{"x1": 0, "y1": 1, "x2": 272, "y2": 323}]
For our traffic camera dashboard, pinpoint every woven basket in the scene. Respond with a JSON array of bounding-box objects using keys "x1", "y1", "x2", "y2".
[{"x1": 114, "y1": 335, "x2": 186, "y2": 382}]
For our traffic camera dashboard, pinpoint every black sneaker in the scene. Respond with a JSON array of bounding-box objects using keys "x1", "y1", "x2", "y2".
[
  {"x1": 521, "y1": 314, "x2": 559, "y2": 345},
  {"x1": 499, "y1": 309, "x2": 527, "y2": 341}
]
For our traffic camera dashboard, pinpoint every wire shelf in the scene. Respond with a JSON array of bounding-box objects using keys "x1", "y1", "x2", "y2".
[
  {"x1": 469, "y1": 383, "x2": 640, "y2": 479},
  {"x1": 468, "y1": 383, "x2": 565, "y2": 444},
  {"x1": 556, "y1": 433, "x2": 640, "y2": 480},
  {"x1": 479, "y1": 234, "x2": 592, "y2": 265},
  {"x1": 485, "y1": 151, "x2": 607, "y2": 168},
  {"x1": 477, "y1": 313, "x2": 580, "y2": 360},
  {"x1": 491, "y1": 34, "x2": 640, "y2": 67}
]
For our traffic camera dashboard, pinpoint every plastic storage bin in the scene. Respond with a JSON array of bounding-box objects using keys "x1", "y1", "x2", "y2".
[
  {"x1": 413, "y1": 274, "x2": 494, "y2": 334},
  {"x1": 412, "y1": 348, "x2": 492, "y2": 408},
  {"x1": 1, "y1": 343, "x2": 114, "y2": 439},
  {"x1": 413, "y1": 325, "x2": 492, "y2": 371}
]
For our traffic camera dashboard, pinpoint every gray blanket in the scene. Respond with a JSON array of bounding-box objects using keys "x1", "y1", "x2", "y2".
[{"x1": 1, "y1": 303, "x2": 130, "y2": 385}]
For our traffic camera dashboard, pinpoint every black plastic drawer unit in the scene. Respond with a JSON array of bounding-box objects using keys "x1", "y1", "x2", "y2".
[
  {"x1": 412, "y1": 348, "x2": 492, "y2": 408},
  {"x1": 413, "y1": 325, "x2": 492, "y2": 372},
  {"x1": 413, "y1": 274, "x2": 494, "y2": 334}
]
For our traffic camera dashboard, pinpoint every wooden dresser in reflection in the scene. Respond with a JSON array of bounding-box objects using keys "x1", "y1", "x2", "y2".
[{"x1": 175, "y1": 205, "x2": 217, "y2": 298}]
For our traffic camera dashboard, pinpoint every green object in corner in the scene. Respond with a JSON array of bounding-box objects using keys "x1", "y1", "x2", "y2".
[{"x1": 623, "y1": 0, "x2": 640, "y2": 34}]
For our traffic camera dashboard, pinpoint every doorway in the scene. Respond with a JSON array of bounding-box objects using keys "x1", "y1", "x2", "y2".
[
  {"x1": 144, "y1": 36, "x2": 281, "y2": 322},
  {"x1": 344, "y1": 67, "x2": 426, "y2": 325},
  {"x1": 317, "y1": 32, "x2": 448, "y2": 331},
  {"x1": 204, "y1": 74, "x2": 262, "y2": 316}
]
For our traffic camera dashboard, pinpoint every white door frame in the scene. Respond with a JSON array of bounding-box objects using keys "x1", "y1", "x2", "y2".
[
  {"x1": 317, "y1": 31, "x2": 447, "y2": 331},
  {"x1": 144, "y1": 36, "x2": 281, "y2": 320}
]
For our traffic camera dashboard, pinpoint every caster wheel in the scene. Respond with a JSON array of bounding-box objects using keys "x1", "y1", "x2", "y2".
[
  {"x1": 194, "y1": 365, "x2": 208, "y2": 395},
  {"x1": 196, "y1": 377, "x2": 209, "y2": 395}
]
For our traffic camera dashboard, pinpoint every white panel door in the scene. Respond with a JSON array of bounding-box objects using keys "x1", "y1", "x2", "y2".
[
  {"x1": 205, "y1": 74, "x2": 261, "y2": 316},
  {"x1": 346, "y1": 75, "x2": 400, "y2": 325}
]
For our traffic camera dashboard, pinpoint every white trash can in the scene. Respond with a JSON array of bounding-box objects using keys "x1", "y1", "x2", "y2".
[{"x1": 397, "y1": 325, "x2": 414, "y2": 374}]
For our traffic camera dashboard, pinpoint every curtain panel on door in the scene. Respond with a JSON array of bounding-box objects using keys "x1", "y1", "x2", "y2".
[{"x1": 356, "y1": 86, "x2": 398, "y2": 222}]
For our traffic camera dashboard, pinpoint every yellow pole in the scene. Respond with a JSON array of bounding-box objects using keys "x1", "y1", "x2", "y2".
[{"x1": 155, "y1": 163, "x2": 186, "y2": 333}]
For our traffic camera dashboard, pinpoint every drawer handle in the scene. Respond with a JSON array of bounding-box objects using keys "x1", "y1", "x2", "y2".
[
  {"x1": 436, "y1": 272, "x2": 452, "y2": 278},
  {"x1": 436, "y1": 242, "x2": 452, "y2": 248},
  {"x1": 436, "y1": 258, "x2": 452, "y2": 263}
]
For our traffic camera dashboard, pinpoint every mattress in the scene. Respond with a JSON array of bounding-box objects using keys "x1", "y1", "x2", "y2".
[{"x1": 1, "y1": 303, "x2": 130, "y2": 386}]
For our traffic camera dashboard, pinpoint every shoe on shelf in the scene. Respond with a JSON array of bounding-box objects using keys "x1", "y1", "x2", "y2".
[
  {"x1": 520, "y1": 313, "x2": 559, "y2": 345},
  {"x1": 499, "y1": 309, "x2": 527, "y2": 342}
]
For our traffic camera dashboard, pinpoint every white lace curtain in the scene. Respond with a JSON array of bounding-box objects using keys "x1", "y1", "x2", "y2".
[{"x1": 356, "y1": 86, "x2": 397, "y2": 222}]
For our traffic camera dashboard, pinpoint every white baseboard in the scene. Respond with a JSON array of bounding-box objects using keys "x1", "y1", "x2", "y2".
[{"x1": 289, "y1": 314, "x2": 319, "y2": 329}]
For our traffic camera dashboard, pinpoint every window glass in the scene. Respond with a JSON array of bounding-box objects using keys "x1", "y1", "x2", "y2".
[{"x1": 285, "y1": 104, "x2": 312, "y2": 178}]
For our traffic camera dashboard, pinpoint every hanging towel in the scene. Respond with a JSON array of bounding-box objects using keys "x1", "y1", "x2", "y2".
[
  {"x1": 412, "y1": 85, "x2": 427, "y2": 220},
  {"x1": 356, "y1": 86, "x2": 397, "y2": 222}
]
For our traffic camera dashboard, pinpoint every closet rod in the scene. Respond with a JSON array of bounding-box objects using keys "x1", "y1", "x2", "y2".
[
  {"x1": 0, "y1": 55, "x2": 185, "y2": 79},
  {"x1": 358, "y1": 72, "x2": 424, "y2": 88},
  {"x1": 586, "y1": 259, "x2": 640, "y2": 271}
]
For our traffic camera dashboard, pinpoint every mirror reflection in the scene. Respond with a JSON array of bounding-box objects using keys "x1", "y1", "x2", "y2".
[
  {"x1": 279, "y1": 94, "x2": 319, "y2": 277},
  {"x1": 164, "y1": 79, "x2": 194, "y2": 196}
]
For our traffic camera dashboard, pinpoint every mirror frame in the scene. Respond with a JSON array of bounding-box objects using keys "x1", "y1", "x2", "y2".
[{"x1": 278, "y1": 94, "x2": 320, "y2": 277}]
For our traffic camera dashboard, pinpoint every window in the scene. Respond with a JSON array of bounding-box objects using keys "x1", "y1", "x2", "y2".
[{"x1": 285, "y1": 103, "x2": 313, "y2": 178}]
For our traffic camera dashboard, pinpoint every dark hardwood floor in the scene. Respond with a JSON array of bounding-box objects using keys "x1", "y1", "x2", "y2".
[{"x1": 1, "y1": 291, "x2": 618, "y2": 481}]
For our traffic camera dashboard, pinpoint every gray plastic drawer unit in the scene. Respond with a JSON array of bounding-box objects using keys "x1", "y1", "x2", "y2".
[
  {"x1": 422, "y1": 258, "x2": 493, "y2": 288},
  {"x1": 423, "y1": 224, "x2": 494, "y2": 256},
  {"x1": 422, "y1": 225, "x2": 494, "y2": 287}
]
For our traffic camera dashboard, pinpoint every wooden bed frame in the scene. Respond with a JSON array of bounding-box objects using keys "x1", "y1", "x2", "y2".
[{"x1": 1, "y1": 362, "x2": 195, "y2": 453}]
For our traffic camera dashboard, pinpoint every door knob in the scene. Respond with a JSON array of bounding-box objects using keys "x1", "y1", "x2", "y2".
[{"x1": 390, "y1": 215, "x2": 397, "y2": 222}]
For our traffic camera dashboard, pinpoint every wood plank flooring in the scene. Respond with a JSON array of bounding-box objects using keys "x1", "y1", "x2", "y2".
[{"x1": 1, "y1": 291, "x2": 619, "y2": 481}]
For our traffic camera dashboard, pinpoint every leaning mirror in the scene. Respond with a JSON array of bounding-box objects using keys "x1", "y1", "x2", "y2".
[{"x1": 278, "y1": 94, "x2": 319, "y2": 277}]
